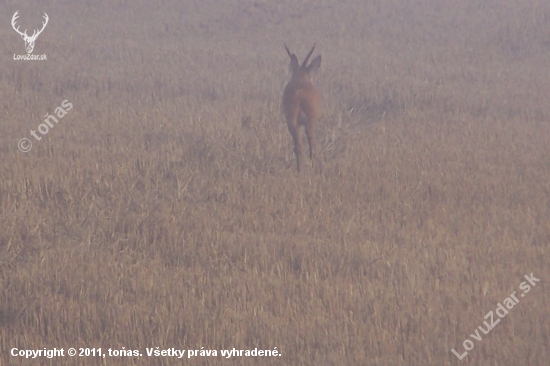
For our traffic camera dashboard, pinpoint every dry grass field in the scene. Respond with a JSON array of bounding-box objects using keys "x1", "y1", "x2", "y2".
[{"x1": 1, "y1": 0, "x2": 549, "y2": 364}]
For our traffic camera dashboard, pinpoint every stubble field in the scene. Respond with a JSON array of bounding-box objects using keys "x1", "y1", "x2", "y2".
[{"x1": 1, "y1": 0, "x2": 549, "y2": 365}]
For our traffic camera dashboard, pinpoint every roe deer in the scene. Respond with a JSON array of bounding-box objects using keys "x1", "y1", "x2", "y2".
[{"x1": 282, "y1": 44, "x2": 322, "y2": 172}]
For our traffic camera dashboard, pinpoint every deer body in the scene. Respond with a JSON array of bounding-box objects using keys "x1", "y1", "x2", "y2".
[{"x1": 282, "y1": 44, "x2": 322, "y2": 172}]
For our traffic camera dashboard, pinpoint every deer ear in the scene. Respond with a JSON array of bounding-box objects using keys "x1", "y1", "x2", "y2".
[
  {"x1": 307, "y1": 55, "x2": 321, "y2": 72},
  {"x1": 289, "y1": 54, "x2": 299, "y2": 74}
]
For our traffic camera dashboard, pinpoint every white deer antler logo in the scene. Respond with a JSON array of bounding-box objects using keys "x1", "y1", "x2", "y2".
[{"x1": 11, "y1": 11, "x2": 49, "y2": 54}]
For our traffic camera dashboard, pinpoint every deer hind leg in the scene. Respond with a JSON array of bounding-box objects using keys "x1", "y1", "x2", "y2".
[
  {"x1": 304, "y1": 117, "x2": 316, "y2": 165},
  {"x1": 286, "y1": 107, "x2": 302, "y2": 172},
  {"x1": 289, "y1": 125, "x2": 303, "y2": 172}
]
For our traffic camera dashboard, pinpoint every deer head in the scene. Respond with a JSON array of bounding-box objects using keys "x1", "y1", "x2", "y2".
[{"x1": 285, "y1": 43, "x2": 321, "y2": 82}]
